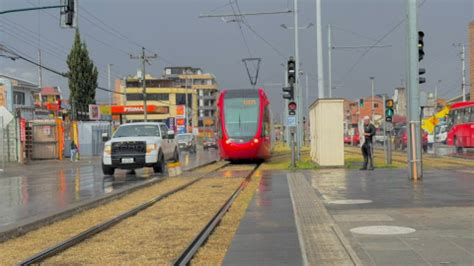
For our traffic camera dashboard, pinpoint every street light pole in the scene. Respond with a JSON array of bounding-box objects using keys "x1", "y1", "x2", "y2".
[{"x1": 316, "y1": 0, "x2": 324, "y2": 99}]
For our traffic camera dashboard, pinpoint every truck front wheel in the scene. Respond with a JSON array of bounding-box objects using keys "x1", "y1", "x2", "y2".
[
  {"x1": 102, "y1": 163, "x2": 115, "y2": 176},
  {"x1": 153, "y1": 152, "x2": 166, "y2": 173}
]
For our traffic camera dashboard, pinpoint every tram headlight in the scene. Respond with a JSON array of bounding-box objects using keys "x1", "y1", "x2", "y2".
[{"x1": 253, "y1": 138, "x2": 259, "y2": 144}]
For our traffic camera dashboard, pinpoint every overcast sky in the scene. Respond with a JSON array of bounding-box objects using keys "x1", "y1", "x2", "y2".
[{"x1": 1, "y1": 0, "x2": 472, "y2": 121}]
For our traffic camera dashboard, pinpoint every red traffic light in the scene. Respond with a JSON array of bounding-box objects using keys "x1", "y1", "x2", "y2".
[{"x1": 288, "y1": 101, "x2": 297, "y2": 111}]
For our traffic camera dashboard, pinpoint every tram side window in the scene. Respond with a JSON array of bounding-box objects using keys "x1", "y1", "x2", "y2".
[
  {"x1": 216, "y1": 111, "x2": 222, "y2": 138},
  {"x1": 262, "y1": 107, "x2": 270, "y2": 137}
]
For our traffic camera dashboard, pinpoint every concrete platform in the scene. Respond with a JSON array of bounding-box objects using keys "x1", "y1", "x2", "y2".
[
  {"x1": 0, "y1": 149, "x2": 218, "y2": 235},
  {"x1": 225, "y1": 168, "x2": 474, "y2": 265}
]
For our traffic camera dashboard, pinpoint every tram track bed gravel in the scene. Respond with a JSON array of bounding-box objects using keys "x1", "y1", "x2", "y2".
[
  {"x1": 44, "y1": 176, "x2": 244, "y2": 265},
  {"x1": 0, "y1": 162, "x2": 227, "y2": 265}
]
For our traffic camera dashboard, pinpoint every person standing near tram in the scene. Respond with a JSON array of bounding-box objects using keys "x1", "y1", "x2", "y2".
[{"x1": 361, "y1": 116, "x2": 376, "y2": 170}]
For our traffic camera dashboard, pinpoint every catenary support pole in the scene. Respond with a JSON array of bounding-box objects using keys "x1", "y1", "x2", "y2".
[
  {"x1": 293, "y1": 0, "x2": 301, "y2": 159},
  {"x1": 407, "y1": 0, "x2": 422, "y2": 180},
  {"x1": 328, "y1": 24, "x2": 332, "y2": 98}
]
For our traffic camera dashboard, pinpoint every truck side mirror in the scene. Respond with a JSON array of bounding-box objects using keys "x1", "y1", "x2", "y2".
[
  {"x1": 102, "y1": 133, "x2": 109, "y2": 142},
  {"x1": 167, "y1": 130, "x2": 175, "y2": 139}
]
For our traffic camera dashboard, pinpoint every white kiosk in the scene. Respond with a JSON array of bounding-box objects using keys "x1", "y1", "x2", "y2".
[{"x1": 309, "y1": 99, "x2": 344, "y2": 166}]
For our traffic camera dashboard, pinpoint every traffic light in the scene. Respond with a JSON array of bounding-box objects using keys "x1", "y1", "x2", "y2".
[
  {"x1": 288, "y1": 57, "x2": 296, "y2": 85},
  {"x1": 359, "y1": 98, "x2": 364, "y2": 107},
  {"x1": 385, "y1": 99, "x2": 394, "y2": 122},
  {"x1": 418, "y1": 31, "x2": 424, "y2": 62},
  {"x1": 419, "y1": 68, "x2": 426, "y2": 84},
  {"x1": 288, "y1": 101, "x2": 297, "y2": 116},
  {"x1": 282, "y1": 86, "x2": 294, "y2": 100},
  {"x1": 65, "y1": 0, "x2": 75, "y2": 26}
]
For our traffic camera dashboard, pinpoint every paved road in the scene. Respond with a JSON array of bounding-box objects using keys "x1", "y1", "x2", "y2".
[{"x1": 0, "y1": 148, "x2": 219, "y2": 233}]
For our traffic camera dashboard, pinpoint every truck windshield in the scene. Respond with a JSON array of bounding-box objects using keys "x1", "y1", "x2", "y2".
[{"x1": 113, "y1": 125, "x2": 160, "y2": 138}]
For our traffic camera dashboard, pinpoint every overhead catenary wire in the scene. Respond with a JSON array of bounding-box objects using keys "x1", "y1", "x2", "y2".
[
  {"x1": 2, "y1": 44, "x2": 125, "y2": 95},
  {"x1": 338, "y1": 0, "x2": 428, "y2": 86},
  {"x1": 5, "y1": 13, "x2": 126, "y2": 81},
  {"x1": 229, "y1": 0, "x2": 253, "y2": 58},
  {"x1": 235, "y1": 0, "x2": 287, "y2": 59},
  {"x1": 78, "y1": 6, "x2": 175, "y2": 65}
]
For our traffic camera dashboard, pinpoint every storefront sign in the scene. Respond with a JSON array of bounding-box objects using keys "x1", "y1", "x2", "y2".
[
  {"x1": 111, "y1": 105, "x2": 169, "y2": 114},
  {"x1": 20, "y1": 118, "x2": 26, "y2": 142},
  {"x1": 89, "y1": 104, "x2": 100, "y2": 120}
]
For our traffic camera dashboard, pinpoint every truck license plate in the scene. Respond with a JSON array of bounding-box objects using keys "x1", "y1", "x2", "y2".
[{"x1": 121, "y1": 158, "x2": 134, "y2": 164}]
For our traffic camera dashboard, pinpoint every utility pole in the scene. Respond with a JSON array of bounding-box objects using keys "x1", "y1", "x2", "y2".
[
  {"x1": 293, "y1": 0, "x2": 301, "y2": 159},
  {"x1": 435, "y1": 80, "x2": 441, "y2": 111},
  {"x1": 370, "y1": 77, "x2": 375, "y2": 120},
  {"x1": 316, "y1": 0, "x2": 324, "y2": 99},
  {"x1": 453, "y1": 43, "x2": 467, "y2": 102},
  {"x1": 107, "y1": 64, "x2": 113, "y2": 106},
  {"x1": 37, "y1": 49, "x2": 43, "y2": 89},
  {"x1": 305, "y1": 72, "x2": 309, "y2": 113},
  {"x1": 407, "y1": 0, "x2": 422, "y2": 180},
  {"x1": 328, "y1": 24, "x2": 332, "y2": 98},
  {"x1": 130, "y1": 47, "x2": 157, "y2": 122}
]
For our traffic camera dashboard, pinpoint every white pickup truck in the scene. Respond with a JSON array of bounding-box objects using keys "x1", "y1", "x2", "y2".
[{"x1": 101, "y1": 122, "x2": 179, "y2": 175}]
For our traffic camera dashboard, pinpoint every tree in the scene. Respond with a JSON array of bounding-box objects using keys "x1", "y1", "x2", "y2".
[{"x1": 67, "y1": 29, "x2": 98, "y2": 120}]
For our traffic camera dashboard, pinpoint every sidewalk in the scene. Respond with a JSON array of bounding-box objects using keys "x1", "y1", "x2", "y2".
[{"x1": 224, "y1": 168, "x2": 474, "y2": 265}]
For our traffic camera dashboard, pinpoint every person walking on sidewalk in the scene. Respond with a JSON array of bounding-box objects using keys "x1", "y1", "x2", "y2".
[
  {"x1": 70, "y1": 140, "x2": 78, "y2": 162},
  {"x1": 361, "y1": 116, "x2": 376, "y2": 170}
]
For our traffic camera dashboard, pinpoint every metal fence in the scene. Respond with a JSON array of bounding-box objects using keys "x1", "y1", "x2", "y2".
[
  {"x1": 0, "y1": 116, "x2": 19, "y2": 167},
  {"x1": 77, "y1": 121, "x2": 111, "y2": 157}
]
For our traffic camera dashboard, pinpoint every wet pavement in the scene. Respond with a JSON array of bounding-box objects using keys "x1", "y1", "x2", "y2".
[
  {"x1": 0, "y1": 148, "x2": 218, "y2": 233},
  {"x1": 224, "y1": 171, "x2": 302, "y2": 266},
  {"x1": 226, "y1": 168, "x2": 474, "y2": 265}
]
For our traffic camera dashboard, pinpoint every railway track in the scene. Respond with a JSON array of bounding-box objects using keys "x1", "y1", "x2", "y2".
[
  {"x1": 18, "y1": 162, "x2": 259, "y2": 265},
  {"x1": 172, "y1": 164, "x2": 258, "y2": 266}
]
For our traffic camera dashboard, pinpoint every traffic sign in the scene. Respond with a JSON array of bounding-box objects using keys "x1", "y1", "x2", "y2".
[{"x1": 287, "y1": 115, "x2": 297, "y2": 127}]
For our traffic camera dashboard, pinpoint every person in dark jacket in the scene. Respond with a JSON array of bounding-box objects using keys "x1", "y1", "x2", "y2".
[{"x1": 361, "y1": 116, "x2": 376, "y2": 170}]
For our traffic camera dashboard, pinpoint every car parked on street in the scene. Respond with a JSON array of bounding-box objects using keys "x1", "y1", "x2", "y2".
[
  {"x1": 394, "y1": 126, "x2": 428, "y2": 152},
  {"x1": 203, "y1": 137, "x2": 218, "y2": 149},
  {"x1": 101, "y1": 122, "x2": 179, "y2": 175},
  {"x1": 176, "y1": 133, "x2": 197, "y2": 153}
]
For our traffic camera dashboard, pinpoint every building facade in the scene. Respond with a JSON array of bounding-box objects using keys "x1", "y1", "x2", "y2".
[
  {"x1": 119, "y1": 67, "x2": 218, "y2": 133},
  {"x1": 164, "y1": 67, "x2": 219, "y2": 132},
  {"x1": 0, "y1": 75, "x2": 40, "y2": 119}
]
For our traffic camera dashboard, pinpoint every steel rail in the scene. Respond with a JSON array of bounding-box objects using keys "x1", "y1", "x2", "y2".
[
  {"x1": 18, "y1": 161, "x2": 228, "y2": 265},
  {"x1": 173, "y1": 164, "x2": 260, "y2": 266}
]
